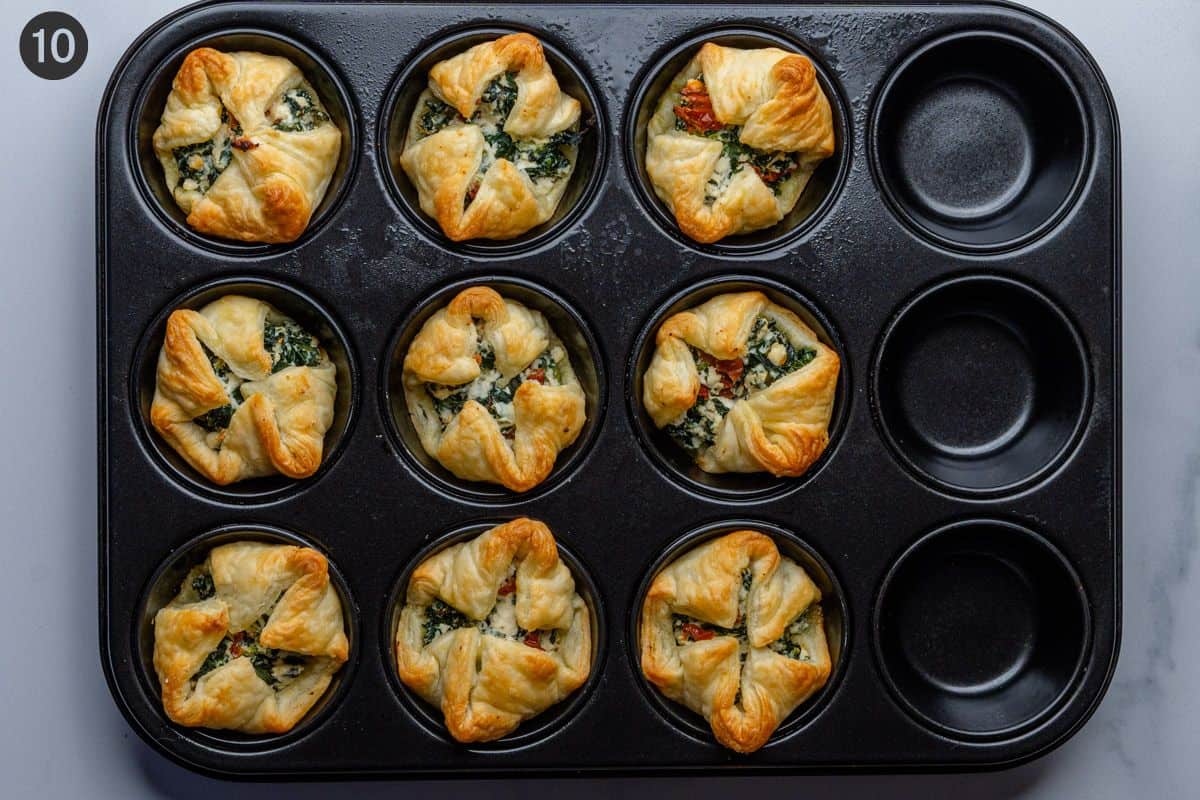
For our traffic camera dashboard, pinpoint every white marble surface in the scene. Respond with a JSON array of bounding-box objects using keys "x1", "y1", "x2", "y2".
[{"x1": 0, "y1": 0, "x2": 1195, "y2": 796}]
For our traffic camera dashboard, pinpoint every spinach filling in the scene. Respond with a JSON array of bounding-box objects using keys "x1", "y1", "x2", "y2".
[
  {"x1": 663, "y1": 316, "x2": 816, "y2": 457},
  {"x1": 420, "y1": 570, "x2": 562, "y2": 651},
  {"x1": 418, "y1": 97, "x2": 462, "y2": 137},
  {"x1": 424, "y1": 322, "x2": 565, "y2": 439},
  {"x1": 768, "y1": 605, "x2": 822, "y2": 662},
  {"x1": 272, "y1": 87, "x2": 330, "y2": 132},
  {"x1": 192, "y1": 345, "x2": 244, "y2": 433},
  {"x1": 264, "y1": 318, "x2": 323, "y2": 373},
  {"x1": 421, "y1": 598, "x2": 473, "y2": 645},
  {"x1": 184, "y1": 588, "x2": 309, "y2": 691},
  {"x1": 453, "y1": 71, "x2": 581, "y2": 207}
]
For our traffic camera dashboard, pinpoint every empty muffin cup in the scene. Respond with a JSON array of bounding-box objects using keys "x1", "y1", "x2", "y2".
[
  {"x1": 872, "y1": 274, "x2": 1088, "y2": 495},
  {"x1": 382, "y1": 520, "x2": 605, "y2": 749},
  {"x1": 132, "y1": 276, "x2": 358, "y2": 501},
  {"x1": 874, "y1": 519, "x2": 1090, "y2": 739},
  {"x1": 382, "y1": 277, "x2": 605, "y2": 503},
  {"x1": 379, "y1": 27, "x2": 606, "y2": 255},
  {"x1": 135, "y1": 523, "x2": 359, "y2": 749},
  {"x1": 626, "y1": 28, "x2": 849, "y2": 254},
  {"x1": 629, "y1": 275, "x2": 848, "y2": 501},
  {"x1": 871, "y1": 31, "x2": 1087, "y2": 250},
  {"x1": 132, "y1": 28, "x2": 358, "y2": 253}
]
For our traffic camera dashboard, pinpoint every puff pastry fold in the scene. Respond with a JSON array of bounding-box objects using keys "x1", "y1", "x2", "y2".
[
  {"x1": 403, "y1": 286, "x2": 586, "y2": 491},
  {"x1": 399, "y1": 33, "x2": 584, "y2": 240},
  {"x1": 153, "y1": 48, "x2": 341, "y2": 243},
  {"x1": 153, "y1": 541, "x2": 350, "y2": 734},
  {"x1": 395, "y1": 518, "x2": 593, "y2": 742},
  {"x1": 640, "y1": 530, "x2": 832, "y2": 752},
  {"x1": 151, "y1": 295, "x2": 337, "y2": 485},
  {"x1": 645, "y1": 42, "x2": 834, "y2": 243},
  {"x1": 643, "y1": 290, "x2": 838, "y2": 476}
]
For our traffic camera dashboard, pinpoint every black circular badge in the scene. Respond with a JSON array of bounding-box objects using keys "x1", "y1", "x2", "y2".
[{"x1": 20, "y1": 12, "x2": 87, "y2": 80}]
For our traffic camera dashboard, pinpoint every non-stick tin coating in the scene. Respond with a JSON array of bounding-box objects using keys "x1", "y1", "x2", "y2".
[{"x1": 98, "y1": 1, "x2": 1119, "y2": 778}]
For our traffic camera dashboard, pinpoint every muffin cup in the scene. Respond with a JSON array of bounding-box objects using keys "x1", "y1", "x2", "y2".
[
  {"x1": 625, "y1": 26, "x2": 850, "y2": 255},
  {"x1": 874, "y1": 519, "x2": 1091, "y2": 740},
  {"x1": 379, "y1": 25, "x2": 607, "y2": 257},
  {"x1": 134, "y1": 523, "x2": 359, "y2": 751},
  {"x1": 628, "y1": 275, "x2": 848, "y2": 502},
  {"x1": 131, "y1": 28, "x2": 359, "y2": 254},
  {"x1": 382, "y1": 520, "x2": 605, "y2": 751},
  {"x1": 382, "y1": 276, "x2": 606, "y2": 504},
  {"x1": 131, "y1": 276, "x2": 358, "y2": 503},
  {"x1": 630, "y1": 519, "x2": 849, "y2": 749},
  {"x1": 870, "y1": 31, "x2": 1088, "y2": 251}
]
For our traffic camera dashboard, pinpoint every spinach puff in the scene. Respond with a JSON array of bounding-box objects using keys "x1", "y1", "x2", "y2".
[
  {"x1": 640, "y1": 531, "x2": 832, "y2": 752},
  {"x1": 153, "y1": 48, "x2": 341, "y2": 243},
  {"x1": 643, "y1": 291, "x2": 839, "y2": 476},
  {"x1": 395, "y1": 518, "x2": 592, "y2": 742},
  {"x1": 645, "y1": 42, "x2": 834, "y2": 243},
  {"x1": 151, "y1": 295, "x2": 337, "y2": 485},
  {"x1": 403, "y1": 286, "x2": 586, "y2": 492},
  {"x1": 153, "y1": 541, "x2": 350, "y2": 734},
  {"x1": 399, "y1": 33, "x2": 585, "y2": 240}
]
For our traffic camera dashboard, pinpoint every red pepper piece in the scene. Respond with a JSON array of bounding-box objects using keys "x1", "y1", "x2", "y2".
[
  {"x1": 673, "y1": 80, "x2": 723, "y2": 134},
  {"x1": 498, "y1": 576, "x2": 516, "y2": 596},
  {"x1": 526, "y1": 368, "x2": 546, "y2": 384},
  {"x1": 523, "y1": 631, "x2": 543, "y2": 650},
  {"x1": 681, "y1": 622, "x2": 715, "y2": 641}
]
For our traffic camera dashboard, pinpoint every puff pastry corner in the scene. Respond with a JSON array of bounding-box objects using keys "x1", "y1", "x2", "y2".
[
  {"x1": 394, "y1": 518, "x2": 592, "y2": 742},
  {"x1": 639, "y1": 530, "x2": 832, "y2": 752},
  {"x1": 152, "y1": 541, "x2": 349, "y2": 734},
  {"x1": 645, "y1": 42, "x2": 834, "y2": 243},
  {"x1": 153, "y1": 48, "x2": 341, "y2": 243}
]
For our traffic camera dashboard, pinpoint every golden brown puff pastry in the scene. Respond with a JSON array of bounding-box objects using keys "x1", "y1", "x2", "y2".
[
  {"x1": 399, "y1": 33, "x2": 585, "y2": 241},
  {"x1": 153, "y1": 541, "x2": 350, "y2": 734},
  {"x1": 643, "y1": 290, "x2": 839, "y2": 476},
  {"x1": 645, "y1": 42, "x2": 835, "y2": 243},
  {"x1": 153, "y1": 48, "x2": 341, "y2": 243},
  {"x1": 395, "y1": 518, "x2": 592, "y2": 742},
  {"x1": 640, "y1": 530, "x2": 832, "y2": 753},
  {"x1": 151, "y1": 295, "x2": 337, "y2": 485},
  {"x1": 402, "y1": 286, "x2": 586, "y2": 492}
]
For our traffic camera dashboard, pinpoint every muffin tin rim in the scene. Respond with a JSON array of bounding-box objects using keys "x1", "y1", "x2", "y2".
[
  {"x1": 868, "y1": 269, "x2": 1094, "y2": 500},
  {"x1": 375, "y1": 22, "x2": 611, "y2": 260},
  {"x1": 378, "y1": 518, "x2": 609, "y2": 752},
  {"x1": 621, "y1": 23, "x2": 854, "y2": 258},
  {"x1": 97, "y1": 0, "x2": 1121, "y2": 777},
  {"x1": 866, "y1": 27, "x2": 1093, "y2": 256},
  {"x1": 125, "y1": 24, "x2": 362, "y2": 256},
  {"x1": 130, "y1": 521, "x2": 363, "y2": 754},
  {"x1": 870, "y1": 516, "x2": 1095, "y2": 743},
  {"x1": 126, "y1": 273, "x2": 362, "y2": 505},
  {"x1": 625, "y1": 517, "x2": 852, "y2": 751},
  {"x1": 378, "y1": 272, "x2": 609, "y2": 507}
]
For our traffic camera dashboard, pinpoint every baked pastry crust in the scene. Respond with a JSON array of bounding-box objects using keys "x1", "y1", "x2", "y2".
[
  {"x1": 402, "y1": 286, "x2": 586, "y2": 491},
  {"x1": 639, "y1": 530, "x2": 832, "y2": 752},
  {"x1": 643, "y1": 290, "x2": 839, "y2": 476},
  {"x1": 399, "y1": 33, "x2": 583, "y2": 240},
  {"x1": 153, "y1": 48, "x2": 341, "y2": 243},
  {"x1": 395, "y1": 518, "x2": 592, "y2": 742},
  {"x1": 153, "y1": 541, "x2": 350, "y2": 734},
  {"x1": 645, "y1": 42, "x2": 835, "y2": 243},
  {"x1": 150, "y1": 295, "x2": 337, "y2": 485}
]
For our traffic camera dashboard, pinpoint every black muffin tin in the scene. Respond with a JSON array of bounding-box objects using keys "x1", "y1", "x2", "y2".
[{"x1": 97, "y1": 0, "x2": 1120, "y2": 778}]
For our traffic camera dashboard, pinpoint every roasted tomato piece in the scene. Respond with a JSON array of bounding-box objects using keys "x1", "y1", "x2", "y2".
[
  {"x1": 681, "y1": 622, "x2": 715, "y2": 641},
  {"x1": 498, "y1": 576, "x2": 516, "y2": 596},
  {"x1": 229, "y1": 631, "x2": 246, "y2": 657},
  {"x1": 714, "y1": 357, "x2": 744, "y2": 383},
  {"x1": 523, "y1": 631, "x2": 543, "y2": 650},
  {"x1": 526, "y1": 368, "x2": 546, "y2": 384},
  {"x1": 697, "y1": 384, "x2": 710, "y2": 400},
  {"x1": 673, "y1": 79, "x2": 723, "y2": 134}
]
